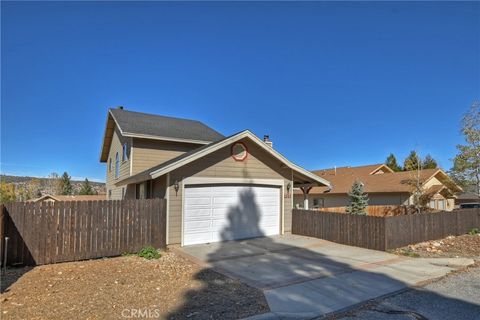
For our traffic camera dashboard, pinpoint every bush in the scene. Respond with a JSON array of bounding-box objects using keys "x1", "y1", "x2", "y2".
[
  {"x1": 137, "y1": 246, "x2": 161, "y2": 260},
  {"x1": 468, "y1": 228, "x2": 479, "y2": 235}
]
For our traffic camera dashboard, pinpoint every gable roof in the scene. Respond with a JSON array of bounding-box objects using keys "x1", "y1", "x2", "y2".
[
  {"x1": 30, "y1": 194, "x2": 106, "y2": 202},
  {"x1": 100, "y1": 108, "x2": 224, "y2": 162},
  {"x1": 302, "y1": 164, "x2": 462, "y2": 195},
  {"x1": 115, "y1": 130, "x2": 332, "y2": 188}
]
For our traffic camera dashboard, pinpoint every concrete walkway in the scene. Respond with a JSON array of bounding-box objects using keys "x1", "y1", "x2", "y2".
[{"x1": 176, "y1": 235, "x2": 474, "y2": 319}]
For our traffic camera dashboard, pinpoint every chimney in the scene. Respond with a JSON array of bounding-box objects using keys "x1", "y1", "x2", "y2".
[
  {"x1": 263, "y1": 135, "x2": 273, "y2": 148},
  {"x1": 334, "y1": 166, "x2": 337, "y2": 175}
]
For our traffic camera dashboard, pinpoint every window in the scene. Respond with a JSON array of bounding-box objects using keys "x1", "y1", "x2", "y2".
[
  {"x1": 429, "y1": 199, "x2": 436, "y2": 209},
  {"x1": 313, "y1": 198, "x2": 324, "y2": 208},
  {"x1": 136, "y1": 181, "x2": 151, "y2": 199},
  {"x1": 115, "y1": 152, "x2": 120, "y2": 179},
  {"x1": 122, "y1": 143, "x2": 128, "y2": 161},
  {"x1": 109, "y1": 158, "x2": 112, "y2": 172},
  {"x1": 108, "y1": 190, "x2": 112, "y2": 199},
  {"x1": 438, "y1": 199, "x2": 445, "y2": 210}
]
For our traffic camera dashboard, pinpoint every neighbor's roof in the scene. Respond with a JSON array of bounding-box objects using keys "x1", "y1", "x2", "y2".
[
  {"x1": 30, "y1": 194, "x2": 107, "y2": 202},
  {"x1": 297, "y1": 164, "x2": 462, "y2": 195},
  {"x1": 115, "y1": 130, "x2": 332, "y2": 188},
  {"x1": 100, "y1": 108, "x2": 224, "y2": 162},
  {"x1": 456, "y1": 192, "x2": 480, "y2": 200}
]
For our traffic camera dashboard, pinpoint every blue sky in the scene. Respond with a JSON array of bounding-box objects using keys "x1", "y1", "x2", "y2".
[{"x1": 1, "y1": 1, "x2": 479, "y2": 182}]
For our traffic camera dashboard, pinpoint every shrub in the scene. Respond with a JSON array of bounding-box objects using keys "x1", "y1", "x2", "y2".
[
  {"x1": 137, "y1": 246, "x2": 161, "y2": 260},
  {"x1": 468, "y1": 228, "x2": 479, "y2": 235}
]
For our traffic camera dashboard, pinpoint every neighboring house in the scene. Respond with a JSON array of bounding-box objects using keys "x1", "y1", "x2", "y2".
[
  {"x1": 455, "y1": 192, "x2": 480, "y2": 208},
  {"x1": 100, "y1": 107, "x2": 330, "y2": 246},
  {"x1": 30, "y1": 194, "x2": 106, "y2": 202},
  {"x1": 293, "y1": 164, "x2": 462, "y2": 212}
]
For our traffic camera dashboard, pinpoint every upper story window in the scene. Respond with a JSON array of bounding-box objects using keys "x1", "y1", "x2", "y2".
[
  {"x1": 122, "y1": 143, "x2": 128, "y2": 162},
  {"x1": 109, "y1": 158, "x2": 112, "y2": 172},
  {"x1": 115, "y1": 152, "x2": 120, "y2": 179}
]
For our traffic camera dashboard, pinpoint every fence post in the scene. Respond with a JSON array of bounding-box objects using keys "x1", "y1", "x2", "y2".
[{"x1": 0, "y1": 204, "x2": 3, "y2": 267}]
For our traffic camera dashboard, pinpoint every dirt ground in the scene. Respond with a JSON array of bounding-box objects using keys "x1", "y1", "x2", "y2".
[
  {"x1": 0, "y1": 251, "x2": 269, "y2": 320},
  {"x1": 392, "y1": 234, "x2": 480, "y2": 258}
]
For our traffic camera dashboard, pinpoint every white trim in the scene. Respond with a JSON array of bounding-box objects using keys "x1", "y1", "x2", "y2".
[
  {"x1": 129, "y1": 142, "x2": 133, "y2": 176},
  {"x1": 151, "y1": 130, "x2": 331, "y2": 187},
  {"x1": 165, "y1": 173, "x2": 170, "y2": 245},
  {"x1": 183, "y1": 177, "x2": 285, "y2": 186},
  {"x1": 122, "y1": 132, "x2": 212, "y2": 145},
  {"x1": 281, "y1": 181, "x2": 285, "y2": 235},
  {"x1": 369, "y1": 164, "x2": 394, "y2": 175},
  {"x1": 180, "y1": 178, "x2": 185, "y2": 246}
]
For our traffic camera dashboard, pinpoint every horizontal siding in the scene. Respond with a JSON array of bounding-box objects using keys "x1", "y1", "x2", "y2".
[
  {"x1": 132, "y1": 139, "x2": 201, "y2": 174},
  {"x1": 167, "y1": 138, "x2": 293, "y2": 244},
  {"x1": 106, "y1": 127, "x2": 131, "y2": 200}
]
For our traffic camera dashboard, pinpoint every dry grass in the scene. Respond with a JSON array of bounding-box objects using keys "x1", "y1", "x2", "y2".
[{"x1": 0, "y1": 251, "x2": 268, "y2": 320}]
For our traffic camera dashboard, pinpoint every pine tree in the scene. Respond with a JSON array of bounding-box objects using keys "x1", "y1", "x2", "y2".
[
  {"x1": 422, "y1": 154, "x2": 438, "y2": 169},
  {"x1": 346, "y1": 180, "x2": 369, "y2": 215},
  {"x1": 79, "y1": 178, "x2": 95, "y2": 195},
  {"x1": 385, "y1": 153, "x2": 402, "y2": 172},
  {"x1": 403, "y1": 150, "x2": 421, "y2": 171},
  {"x1": 59, "y1": 172, "x2": 73, "y2": 195}
]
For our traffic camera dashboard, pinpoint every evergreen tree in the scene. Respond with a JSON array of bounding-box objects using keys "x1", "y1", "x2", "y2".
[
  {"x1": 79, "y1": 178, "x2": 95, "y2": 195},
  {"x1": 346, "y1": 180, "x2": 369, "y2": 215},
  {"x1": 422, "y1": 154, "x2": 438, "y2": 169},
  {"x1": 385, "y1": 153, "x2": 402, "y2": 172},
  {"x1": 403, "y1": 150, "x2": 421, "y2": 171},
  {"x1": 59, "y1": 172, "x2": 73, "y2": 195}
]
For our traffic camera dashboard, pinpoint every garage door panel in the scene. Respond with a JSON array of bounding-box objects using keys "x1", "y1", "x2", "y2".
[
  {"x1": 185, "y1": 197, "x2": 211, "y2": 206},
  {"x1": 183, "y1": 220, "x2": 212, "y2": 231},
  {"x1": 186, "y1": 232, "x2": 212, "y2": 245},
  {"x1": 213, "y1": 198, "x2": 240, "y2": 206},
  {"x1": 184, "y1": 208, "x2": 211, "y2": 220},
  {"x1": 184, "y1": 184, "x2": 280, "y2": 246}
]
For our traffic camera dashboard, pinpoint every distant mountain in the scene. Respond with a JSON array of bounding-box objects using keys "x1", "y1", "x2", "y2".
[{"x1": 1, "y1": 174, "x2": 106, "y2": 196}]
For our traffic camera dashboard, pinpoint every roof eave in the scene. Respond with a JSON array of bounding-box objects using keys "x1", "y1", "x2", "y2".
[
  {"x1": 117, "y1": 130, "x2": 331, "y2": 188},
  {"x1": 122, "y1": 132, "x2": 212, "y2": 145}
]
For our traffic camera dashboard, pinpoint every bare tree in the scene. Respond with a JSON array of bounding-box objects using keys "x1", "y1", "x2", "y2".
[{"x1": 450, "y1": 102, "x2": 480, "y2": 199}]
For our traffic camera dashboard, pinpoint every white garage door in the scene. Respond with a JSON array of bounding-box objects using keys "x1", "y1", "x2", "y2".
[{"x1": 183, "y1": 184, "x2": 280, "y2": 246}]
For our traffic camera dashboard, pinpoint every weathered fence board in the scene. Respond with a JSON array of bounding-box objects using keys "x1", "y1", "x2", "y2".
[
  {"x1": 292, "y1": 208, "x2": 480, "y2": 251},
  {"x1": 0, "y1": 199, "x2": 166, "y2": 266}
]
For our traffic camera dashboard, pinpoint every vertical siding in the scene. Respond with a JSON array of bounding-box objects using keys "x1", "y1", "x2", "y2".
[
  {"x1": 106, "y1": 127, "x2": 131, "y2": 199},
  {"x1": 167, "y1": 139, "x2": 293, "y2": 245}
]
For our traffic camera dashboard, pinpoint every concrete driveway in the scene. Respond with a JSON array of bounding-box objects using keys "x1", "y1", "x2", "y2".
[{"x1": 176, "y1": 235, "x2": 474, "y2": 319}]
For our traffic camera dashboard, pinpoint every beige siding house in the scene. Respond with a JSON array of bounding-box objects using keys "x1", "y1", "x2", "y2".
[
  {"x1": 294, "y1": 164, "x2": 462, "y2": 212},
  {"x1": 100, "y1": 107, "x2": 330, "y2": 246}
]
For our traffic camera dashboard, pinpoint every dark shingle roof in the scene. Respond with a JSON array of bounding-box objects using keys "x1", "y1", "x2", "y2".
[{"x1": 110, "y1": 108, "x2": 224, "y2": 143}]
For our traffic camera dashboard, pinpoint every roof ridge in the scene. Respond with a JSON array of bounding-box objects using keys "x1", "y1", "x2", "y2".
[{"x1": 109, "y1": 108, "x2": 207, "y2": 125}]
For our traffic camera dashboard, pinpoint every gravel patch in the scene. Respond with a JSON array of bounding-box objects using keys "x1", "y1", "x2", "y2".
[
  {"x1": 1, "y1": 251, "x2": 269, "y2": 319},
  {"x1": 392, "y1": 234, "x2": 480, "y2": 259}
]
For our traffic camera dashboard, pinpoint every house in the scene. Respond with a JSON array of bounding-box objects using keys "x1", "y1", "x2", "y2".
[
  {"x1": 99, "y1": 107, "x2": 331, "y2": 246},
  {"x1": 293, "y1": 164, "x2": 462, "y2": 212},
  {"x1": 30, "y1": 194, "x2": 106, "y2": 202},
  {"x1": 454, "y1": 192, "x2": 480, "y2": 208}
]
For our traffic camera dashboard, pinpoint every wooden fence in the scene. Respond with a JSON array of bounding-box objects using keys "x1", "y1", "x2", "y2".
[
  {"x1": 0, "y1": 199, "x2": 166, "y2": 266},
  {"x1": 315, "y1": 205, "x2": 422, "y2": 217},
  {"x1": 292, "y1": 208, "x2": 480, "y2": 251}
]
